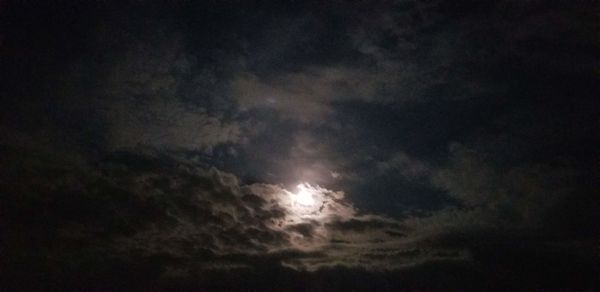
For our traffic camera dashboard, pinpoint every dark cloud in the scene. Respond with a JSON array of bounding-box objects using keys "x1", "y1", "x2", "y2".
[
  {"x1": 377, "y1": 151, "x2": 430, "y2": 179},
  {"x1": 326, "y1": 217, "x2": 406, "y2": 233},
  {"x1": 0, "y1": 147, "x2": 445, "y2": 283},
  {"x1": 286, "y1": 222, "x2": 319, "y2": 238},
  {"x1": 431, "y1": 143, "x2": 575, "y2": 226}
]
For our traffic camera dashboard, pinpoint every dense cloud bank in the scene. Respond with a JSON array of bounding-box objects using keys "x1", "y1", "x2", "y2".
[
  {"x1": 0, "y1": 149, "x2": 448, "y2": 285},
  {"x1": 2, "y1": 147, "x2": 598, "y2": 289},
  {"x1": 2, "y1": 146, "x2": 598, "y2": 289}
]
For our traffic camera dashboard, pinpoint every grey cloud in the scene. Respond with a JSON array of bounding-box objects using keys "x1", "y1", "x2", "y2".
[
  {"x1": 283, "y1": 242, "x2": 469, "y2": 272},
  {"x1": 230, "y1": 67, "x2": 392, "y2": 122},
  {"x1": 225, "y1": 4, "x2": 443, "y2": 121},
  {"x1": 377, "y1": 151, "x2": 430, "y2": 179},
  {"x1": 286, "y1": 222, "x2": 319, "y2": 238},
  {"x1": 396, "y1": 142, "x2": 581, "y2": 243},
  {"x1": 326, "y1": 216, "x2": 407, "y2": 234},
  {"x1": 1, "y1": 147, "x2": 446, "y2": 275},
  {"x1": 99, "y1": 35, "x2": 242, "y2": 152},
  {"x1": 385, "y1": 230, "x2": 407, "y2": 238},
  {"x1": 105, "y1": 98, "x2": 241, "y2": 152},
  {"x1": 227, "y1": 0, "x2": 494, "y2": 123},
  {"x1": 430, "y1": 143, "x2": 574, "y2": 228},
  {"x1": 37, "y1": 21, "x2": 245, "y2": 155}
]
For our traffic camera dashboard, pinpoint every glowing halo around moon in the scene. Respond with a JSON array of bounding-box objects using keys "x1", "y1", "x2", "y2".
[
  {"x1": 273, "y1": 182, "x2": 357, "y2": 251},
  {"x1": 278, "y1": 182, "x2": 355, "y2": 222},
  {"x1": 282, "y1": 182, "x2": 330, "y2": 218},
  {"x1": 293, "y1": 183, "x2": 316, "y2": 206}
]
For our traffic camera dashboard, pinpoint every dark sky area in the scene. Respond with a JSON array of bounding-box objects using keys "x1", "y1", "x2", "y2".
[{"x1": 1, "y1": 0, "x2": 599, "y2": 290}]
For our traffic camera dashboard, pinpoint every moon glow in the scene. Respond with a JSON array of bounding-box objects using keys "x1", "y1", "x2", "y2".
[{"x1": 293, "y1": 183, "x2": 316, "y2": 206}]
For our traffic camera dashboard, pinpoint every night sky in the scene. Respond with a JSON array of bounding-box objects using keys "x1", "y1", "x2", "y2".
[{"x1": 1, "y1": 0, "x2": 599, "y2": 290}]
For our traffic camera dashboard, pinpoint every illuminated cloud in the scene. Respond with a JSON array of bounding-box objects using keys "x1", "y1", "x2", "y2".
[{"x1": 0, "y1": 148, "x2": 449, "y2": 274}]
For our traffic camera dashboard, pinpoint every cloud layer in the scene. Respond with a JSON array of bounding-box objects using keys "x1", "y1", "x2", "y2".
[
  {"x1": 1, "y1": 0, "x2": 599, "y2": 289},
  {"x1": 2, "y1": 149, "x2": 434, "y2": 277}
]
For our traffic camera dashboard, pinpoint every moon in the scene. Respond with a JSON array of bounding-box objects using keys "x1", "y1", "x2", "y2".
[
  {"x1": 293, "y1": 183, "x2": 316, "y2": 206},
  {"x1": 281, "y1": 182, "x2": 354, "y2": 223}
]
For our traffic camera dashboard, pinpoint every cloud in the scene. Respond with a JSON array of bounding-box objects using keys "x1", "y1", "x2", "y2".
[
  {"x1": 2, "y1": 147, "x2": 456, "y2": 279},
  {"x1": 7, "y1": 134, "x2": 589, "y2": 289},
  {"x1": 4, "y1": 137, "x2": 593, "y2": 289},
  {"x1": 3, "y1": 0, "x2": 598, "y2": 288},
  {"x1": 377, "y1": 151, "x2": 430, "y2": 179},
  {"x1": 96, "y1": 34, "x2": 243, "y2": 153},
  {"x1": 223, "y1": 2, "x2": 454, "y2": 122},
  {"x1": 226, "y1": 0, "x2": 500, "y2": 124},
  {"x1": 230, "y1": 66, "x2": 392, "y2": 122},
  {"x1": 105, "y1": 98, "x2": 241, "y2": 152},
  {"x1": 326, "y1": 216, "x2": 406, "y2": 234},
  {"x1": 379, "y1": 142, "x2": 586, "y2": 246},
  {"x1": 429, "y1": 143, "x2": 575, "y2": 228}
]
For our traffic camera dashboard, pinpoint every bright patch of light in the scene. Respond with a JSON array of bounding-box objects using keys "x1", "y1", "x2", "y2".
[
  {"x1": 272, "y1": 182, "x2": 357, "y2": 251},
  {"x1": 279, "y1": 182, "x2": 354, "y2": 222},
  {"x1": 294, "y1": 183, "x2": 316, "y2": 206}
]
